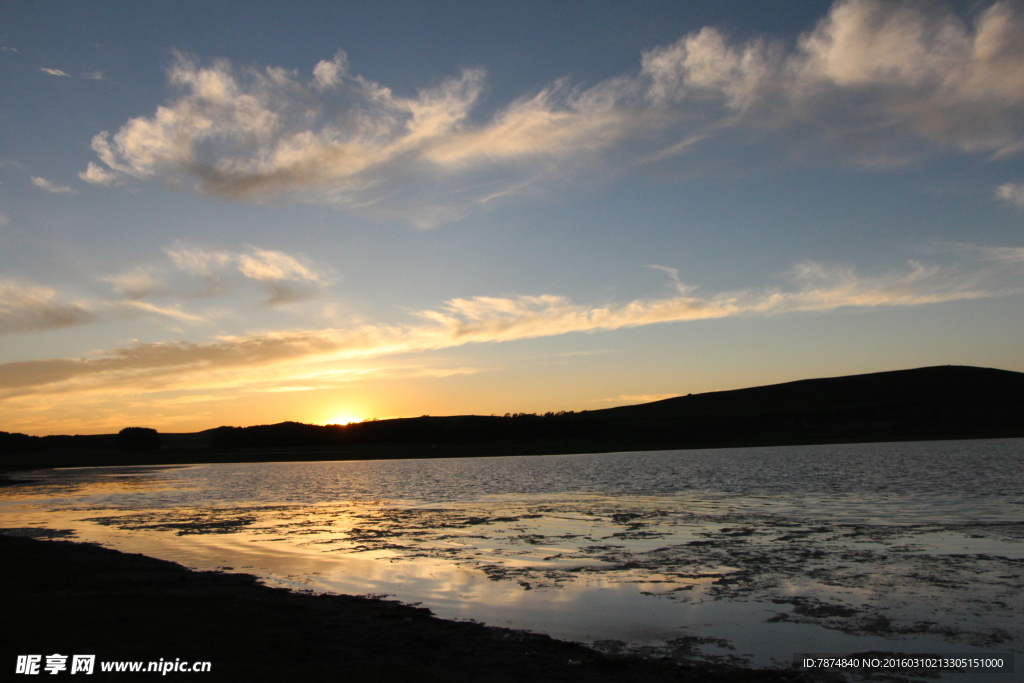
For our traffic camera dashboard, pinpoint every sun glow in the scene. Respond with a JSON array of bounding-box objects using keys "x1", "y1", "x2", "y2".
[{"x1": 326, "y1": 413, "x2": 363, "y2": 425}]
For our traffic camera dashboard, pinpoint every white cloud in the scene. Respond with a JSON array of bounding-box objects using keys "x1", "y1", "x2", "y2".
[
  {"x1": 85, "y1": 53, "x2": 490, "y2": 217},
  {"x1": 79, "y1": 1, "x2": 1024, "y2": 217},
  {"x1": 996, "y1": 181, "x2": 1024, "y2": 207},
  {"x1": 76, "y1": 49, "x2": 642, "y2": 223},
  {"x1": 31, "y1": 176, "x2": 77, "y2": 194},
  {"x1": 642, "y1": 26, "x2": 775, "y2": 113},
  {"x1": 162, "y1": 244, "x2": 332, "y2": 304},
  {"x1": 3, "y1": 250, "x2": 1020, "y2": 399},
  {"x1": 945, "y1": 242, "x2": 1024, "y2": 263},
  {"x1": 312, "y1": 51, "x2": 348, "y2": 90},
  {"x1": 101, "y1": 244, "x2": 333, "y2": 309},
  {"x1": 642, "y1": 0, "x2": 1024, "y2": 162},
  {"x1": 102, "y1": 268, "x2": 165, "y2": 300},
  {"x1": 237, "y1": 247, "x2": 330, "y2": 304},
  {"x1": 78, "y1": 161, "x2": 118, "y2": 185},
  {"x1": 236, "y1": 248, "x2": 326, "y2": 285},
  {"x1": 0, "y1": 279, "x2": 96, "y2": 335},
  {"x1": 39, "y1": 67, "x2": 70, "y2": 77},
  {"x1": 114, "y1": 300, "x2": 208, "y2": 324},
  {"x1": 983, "y1": 246, "x2": 1024, "y2": 262},
  {"x1": 82, "y1": 71, "x2": 105, "y2": 80},
  {"x1": 646, "y1": 264, "x2": 684, "y2": 290},
  {"x1": 165, "y1": 245, "x2": 236, "y2": 280}
]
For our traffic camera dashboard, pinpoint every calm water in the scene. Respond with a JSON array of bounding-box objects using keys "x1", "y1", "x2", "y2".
[{"x1": 3, "y1": 439, "x2": 1022, "y2": 680}]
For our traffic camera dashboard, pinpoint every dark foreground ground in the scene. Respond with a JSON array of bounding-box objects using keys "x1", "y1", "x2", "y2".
[{"x1": 0, "y1": 535, "x2": 829, "y2": 682}]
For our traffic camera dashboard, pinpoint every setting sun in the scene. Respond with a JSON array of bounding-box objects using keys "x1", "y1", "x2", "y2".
[{"x1": 326, "y1": 413, "x2": 363, "y2": 426}]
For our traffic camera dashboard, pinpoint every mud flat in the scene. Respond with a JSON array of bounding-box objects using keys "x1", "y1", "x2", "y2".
[
  {"x1": 1, "y1": 534, "x2": 825, "y2": 682},
  {"x1": 3, "y1": 442, "x2": 1020, "y2": 681},
  {"x1": 53, "y1": 496, "x2": 1022, "y2": 662}
]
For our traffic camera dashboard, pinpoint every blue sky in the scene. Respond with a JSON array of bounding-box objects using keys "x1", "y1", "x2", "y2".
[{"x1": 2, "y1": 0, "x2": 1023, "y2": 435}]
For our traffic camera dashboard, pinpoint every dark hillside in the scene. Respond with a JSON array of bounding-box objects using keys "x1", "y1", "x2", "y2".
[
  {"x1": 588, "y1": 365, "x2": 1024, "y2": 448},
  {"x1": 599, "y1": 365, "x2": 1024, "y2": 417},
  {"x1": 3, "y1": 366, "x2": 1022, "y2": 470},
  {"x1": 598, "y1": 368, "x2": 1024, "y2": 417}
]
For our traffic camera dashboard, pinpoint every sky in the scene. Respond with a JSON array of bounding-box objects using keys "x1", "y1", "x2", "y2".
[{"x1": 1, "y1": 0, "x2": 1023, "y2": 436}]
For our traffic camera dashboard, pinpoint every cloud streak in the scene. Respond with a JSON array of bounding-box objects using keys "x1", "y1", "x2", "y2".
[
  {"x1": 3, "y1": 251, "x2": 1019, "y2": 401},
  {"x1": 641, "y1": 0, "x2": 1024, "y2": 163},
  {"x1": 0, "y1": 245, "x2": 335, "y2": 335},
  {"x1": 79, "y1": 161, "x2": 118, "y2": 186},
  {"x1": 161, "y1": 244, "x2": 332, "y2": 304},
  {"x1": 0, "y1": 280, "x2": 96, "y2": 335},
  {"x1": 98, "y1": 243, "x2": 333, "y2": 312},
  {"x1": 81, "y1": 0, "x2": 1024, "y2": 222},
  {"x1": 997, "y1": 181, "x2": 1024, "y2": 207},
  {"x1": 31, "y1": 176, "x2": 76, "y2": 194}
]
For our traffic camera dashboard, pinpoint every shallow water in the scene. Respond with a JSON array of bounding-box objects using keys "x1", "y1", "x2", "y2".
[{"x1": 2, "y1": 439, "x2": 1022, "y2": 681}]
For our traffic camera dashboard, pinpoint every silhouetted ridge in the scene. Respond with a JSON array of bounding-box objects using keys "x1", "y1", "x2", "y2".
[
  {"x1": 152, "y1": 365, "x2": 1024, "y2": 453},
  {"x1": 3, "y1": 366, "x2": 1022, "y2": 469},
  {"x1": 600, "y1": 365, "x2": 1024, "y2": 417},
  {"x1": 208, "y1": 414, "x2": 605, "y2": 450}
]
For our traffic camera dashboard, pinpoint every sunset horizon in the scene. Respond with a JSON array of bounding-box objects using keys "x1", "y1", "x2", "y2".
[
  {"x1": 3, "y1": 0, "x2": 1023, "y2": 437},
  {"x1": 3, "y1": 3, "x2": 1023, "y2": 674}
]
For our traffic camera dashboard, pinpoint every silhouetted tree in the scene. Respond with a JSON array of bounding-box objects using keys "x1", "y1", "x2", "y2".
[{"x1": 118, "y1": 427, "x2": 160, "y2": 453}]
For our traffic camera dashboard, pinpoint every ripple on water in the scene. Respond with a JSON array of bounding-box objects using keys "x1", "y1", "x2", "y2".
[{"x1": 1, "y1": 438, "x2": 1022, "y2": 680}]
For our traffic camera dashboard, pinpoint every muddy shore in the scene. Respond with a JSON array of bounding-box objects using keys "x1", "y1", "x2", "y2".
[{"x1": 0, "y1": 534, "x2": 829, "y2": 682}]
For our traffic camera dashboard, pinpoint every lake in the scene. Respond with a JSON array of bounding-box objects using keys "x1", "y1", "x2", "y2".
[{"x1": 2, "y1": 438, "x2": 1021, "y2": 680}]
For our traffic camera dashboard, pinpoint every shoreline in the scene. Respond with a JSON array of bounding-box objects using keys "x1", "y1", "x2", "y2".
[
  {"x1": 1, "y1": 533, "x2": 822, "y2": 682},
  {"x1": 4, "y1": 432, "x2": 1023, "y2": 479}
]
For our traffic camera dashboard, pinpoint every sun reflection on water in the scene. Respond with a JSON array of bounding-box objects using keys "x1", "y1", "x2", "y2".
[{"x1": 1, "y1": 440, "x2": 1022, "y2": 675}]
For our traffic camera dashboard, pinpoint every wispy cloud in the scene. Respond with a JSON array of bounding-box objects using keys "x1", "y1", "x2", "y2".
[
  {"x1": 236, "y1": 248, "x2": 330, "y2": 305},
  {"x1": 4, "y1": 249, "x2": 1020, "y2": 400},
  {"x1": 79, "y1": 161, "x2": 118, "y2": 186},
  {"x1": 640, "y1": 0, "x2": 1024, "y2": 163},
  {"x1": 945, "y1": 242, "x2": 1024, "y2": 263},
  {"x1": 164, "y1": 245, "x2": 235, "y2": 284},
  {"x1": 311, "y1": 51, "x2": 348, "y2": 91},
  {"x1": 31, "y1": 176, "x2": 77, "y2": 194},
  {"x1": 997, "y1": 181, "x2": 1024, "y2": 207},
  {"x1": 113, "y1": 300, "x2": 209, "y2": 324},
  {"x1": 0, "y1": 279, "x2": 96, "y2": 336},
  {"x1": 646, "y1": 265, "x2": 685, "y2": 290},
  {"x1": 93, "y1": 244, "x2": 334, "y2": 329},
  {"x1": 38, "y1": 67, "x2": 107, "y2": 82},
  {"x1": 102, "y1": 268, "x2": 166, "y2": 300},
  {"x1": 81, "y1": 0, "x2": 1024, "y2": 223},
  {"x1": 162, "y1": 244, "x2": 333, "y2": 304}
]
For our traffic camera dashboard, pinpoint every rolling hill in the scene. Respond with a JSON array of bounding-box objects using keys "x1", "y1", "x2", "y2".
[{"x1": 3, "y1": 365, "x2": 1023, "y2": 469}]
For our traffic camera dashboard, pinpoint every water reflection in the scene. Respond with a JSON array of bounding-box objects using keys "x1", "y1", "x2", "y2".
[{"x1": 1, "y1": 439, "x2": 1021, "y2": 678}]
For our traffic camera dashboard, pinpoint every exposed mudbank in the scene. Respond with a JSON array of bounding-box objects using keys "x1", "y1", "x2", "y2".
[
  {"x1": 5, "y1": 534, "x2": 833, "y2": 682},
  {"x1": 66, "y1": 497, "x2": 1024, "y2": 661},
  {"x1": 3, "y1": 443, "x2": 1020, "y2": 680}
]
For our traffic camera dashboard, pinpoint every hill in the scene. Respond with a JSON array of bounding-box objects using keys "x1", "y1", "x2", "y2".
[
  {"x1": 3, "y1": 365, "x2": 1022, "y2": 470},
  {"x1": 600, "y1": 365, "x2": 1024, "y2": 418},
  {"x1": 584, "y1": 364, "x2": 1024, "y2": 449}
]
